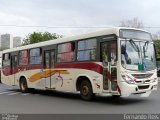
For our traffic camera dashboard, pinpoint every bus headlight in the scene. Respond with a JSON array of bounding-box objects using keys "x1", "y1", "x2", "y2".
[
  {"x1": 121, "y1": 75, "x2": 135, "y2": 84},
  {"x1": 152, "y1": 78, "x2": 157, "y2": 83}
]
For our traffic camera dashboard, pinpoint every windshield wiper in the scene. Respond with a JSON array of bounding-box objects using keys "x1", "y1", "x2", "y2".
[
  {"x1": 129, "y1": 39, "x2": 141, "y2": 65},
  {"x1": 129, "y1": 39, "x2": 140, "y2": 52},
  {"x1": 143, "y1": 41, "x2": 149, "y2": 58}
]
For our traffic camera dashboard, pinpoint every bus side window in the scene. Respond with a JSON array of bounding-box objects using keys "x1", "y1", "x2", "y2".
[
  {"x1": 2, "y1": 53, "x2": 11, "y2": 67},
  {"x1": 30, "y1": 48, "x2": 42, "y2": 65},
  {"x1": 77, "y1": 38, "x2": 97, "y2": 61},
  {"x1": 19, "y1": 50, "x2": 29, "y2": 65},
  {"x1": 57, "y1": 42, "x2": 75, "y2": 62}
]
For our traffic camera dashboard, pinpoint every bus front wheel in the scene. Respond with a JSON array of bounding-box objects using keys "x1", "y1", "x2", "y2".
[
  {"x1": 20, "y1": 78, "x2": 28, "y2": 93},
  {"x1": 80, "y1": 80, "x2": 94, "y2": 101}
]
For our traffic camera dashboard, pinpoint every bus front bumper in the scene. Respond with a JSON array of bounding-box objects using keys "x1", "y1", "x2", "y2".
[{"x1": 119, "y1": 81, "x2": 158, "y2": 97}]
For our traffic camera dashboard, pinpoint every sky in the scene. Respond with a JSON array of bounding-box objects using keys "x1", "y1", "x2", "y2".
[{"x1": 0, "y1": 0, "x2": 160, "y2": 39}]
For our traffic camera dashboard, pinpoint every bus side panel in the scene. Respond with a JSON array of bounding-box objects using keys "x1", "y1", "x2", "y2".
[
  {"x1": 1, "y1": 67, "x2": 13, "y2": 86},
  {"x1": 14, "y1": 68, "x2": 103, "y2": 93}
]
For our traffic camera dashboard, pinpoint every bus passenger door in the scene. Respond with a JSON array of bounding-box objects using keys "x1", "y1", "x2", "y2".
[
  {"x1": 100, "y1": 39, "x2": 118, "y2": 93},
  {"x1": 44, "y1": 50, "x2": 55, "y2": 89},
  {"x1": 11, "y1": 55, "x2": 18, "y2": 86}
]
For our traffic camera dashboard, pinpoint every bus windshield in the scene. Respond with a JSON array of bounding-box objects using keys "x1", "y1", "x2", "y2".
[{"x1": 121, "y1": 40, "x2": 156, "y2": 71}]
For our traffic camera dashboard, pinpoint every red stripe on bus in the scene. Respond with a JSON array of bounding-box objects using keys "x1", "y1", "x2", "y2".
[
  {"x1": 117, "y1": 86, "x2": 121, "y2": 95},
  {"x1": 2, "y1": 66, "x2": 44, "y2": 76},
  {"x1": 2, "y1": 67, "x2": 12, "y2": 76},
  {"x1": 55, "y1": 63, "x2": 103, "y2": 75},
  {"x1": 2, "y1": 63, "x2": 103, "y2": 76}
]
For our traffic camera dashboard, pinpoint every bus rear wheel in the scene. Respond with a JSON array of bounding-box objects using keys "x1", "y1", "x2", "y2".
[
  {"x1": 80, "y1": 80, "x2": 94, "y2": 101},
  {"x1": 20, "y1": 78, "x2": 28, "y2": 93}
]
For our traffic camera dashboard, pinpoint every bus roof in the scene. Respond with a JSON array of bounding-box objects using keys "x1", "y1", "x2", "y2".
[{"x1": 2, "y1": 27, "x2": 149, "y2": 53}]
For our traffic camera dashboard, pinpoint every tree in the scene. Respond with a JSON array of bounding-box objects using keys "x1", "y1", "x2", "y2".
[
  {"x1": 23, "y1": 32, "x2": 62, "y2": 45},
  {"x1": 0, "y1": 47, "x2": 7, "y2": 51},
  {"x1": 120, "y1": 17, "x2": 144, "y2": 28},
  {"x1": 152, "y1": 31, "x2": 160, "y2": 59},
  {"x1": 154, "y1": 40, "x2": 160, "y2": 58},
  {"x1": 152, "y1": 31, "x2": 160, "y2": 40}
]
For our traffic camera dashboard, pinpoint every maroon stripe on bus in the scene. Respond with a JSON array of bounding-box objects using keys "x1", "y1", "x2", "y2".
[
  {"x1": 2, "y1": 67, "x2": 12, "y2": 76},
  {"x1": 55, "y1": 62, "x2": 103, "y2": 74},
  {"x1": 2, "y1": 66, "x2": 44, "y2": 76},
  {"x1": 2, "y1": 63, "x2": 103, "y2": 76},
  {"x1": 117, "y1": 86, "x2": 121, "y2": 95}
]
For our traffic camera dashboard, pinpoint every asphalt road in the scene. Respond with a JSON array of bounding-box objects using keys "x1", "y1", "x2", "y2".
[{"x1": 0, "y1": 83, "x2": 159, "y2": 114}]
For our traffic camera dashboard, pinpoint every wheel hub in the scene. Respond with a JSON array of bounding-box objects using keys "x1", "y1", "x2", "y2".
[
  {"x1": 82, "y1": 86, "x2": 89, "y2": 96},
  {"x1": 21, "y1": 82, "x2": 26, "y2": 90}
]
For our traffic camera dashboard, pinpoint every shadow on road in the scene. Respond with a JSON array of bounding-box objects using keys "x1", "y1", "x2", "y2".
[
  {"x1": 93, "y1": 96, "x2": 148, "y2": 105},
  {"x1": 9, "y1": 89, "x2": 149, "y2": 105}
]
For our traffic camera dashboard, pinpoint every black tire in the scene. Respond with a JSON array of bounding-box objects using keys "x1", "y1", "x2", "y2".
[
  {"x1": 80, "y1": 80, "x2": 94, "y2": 101},
  {"x1": 20, "y1": 77, "x2": 28, "y2": 93}
]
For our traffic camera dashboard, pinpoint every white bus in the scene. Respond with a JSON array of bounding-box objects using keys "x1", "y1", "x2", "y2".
[{"x1": 1, "y1": 27, "x2": 158, "y2": 100}]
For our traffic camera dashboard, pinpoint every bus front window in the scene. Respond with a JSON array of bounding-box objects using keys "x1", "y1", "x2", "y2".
[
  {"x1": 121, "y1": 40, "x2": 156, "y2": 71},
  {"x1": 121, "y1": 40, "x2": 140, "y2": 70},
  {"x1": 141, "y1": 42, "x2": 156, "y2": 71}
]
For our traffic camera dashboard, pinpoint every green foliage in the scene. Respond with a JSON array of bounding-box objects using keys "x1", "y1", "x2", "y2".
[
  {"x1": 0, "y1": 47, "x2": 7, "y2": 51},
  {"x1": 23, "y1": 32, "x2": 62, "y2": 45},
  {"x1": 154, "y1": 40, "x2": 160, "y2": 58}
]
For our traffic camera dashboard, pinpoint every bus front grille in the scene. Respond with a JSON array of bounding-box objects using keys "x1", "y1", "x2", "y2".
[
  {"x1": 132, "y1": 73, "x2": 153, "y2": 79},
  {"x1": 135, "y1": 80, "x2": 151, "y2": 84},
  {"x1": 138, "y1": 85, "x2": 150, "y2": 90}
]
